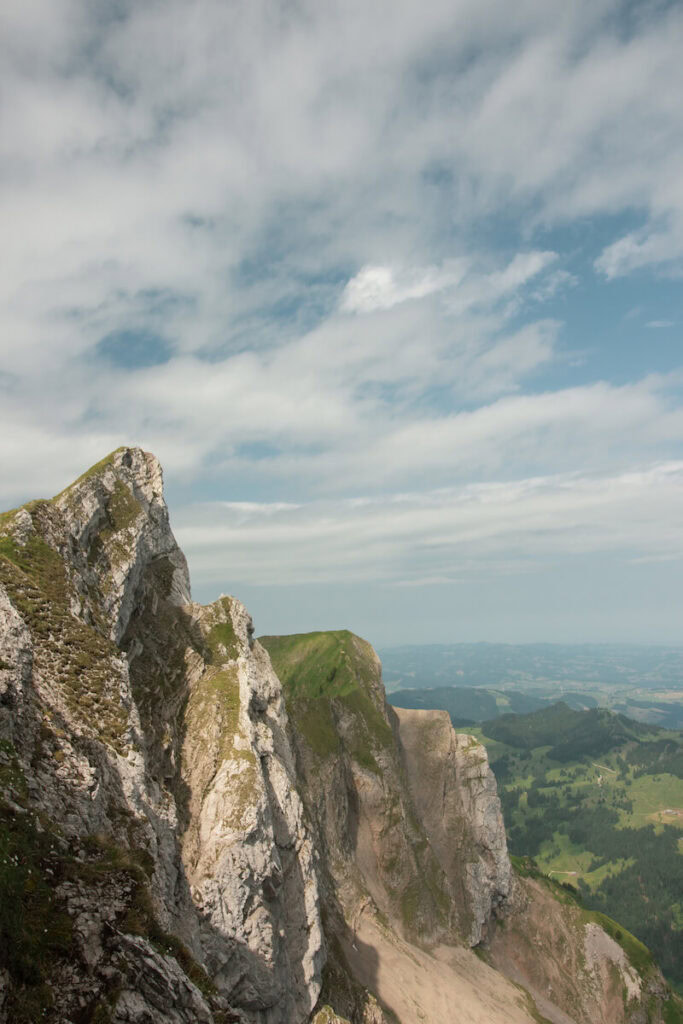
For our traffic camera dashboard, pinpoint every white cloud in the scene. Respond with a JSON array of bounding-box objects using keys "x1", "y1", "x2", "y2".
[
  {"x1": 595, "y1": 229, "x2": 683, "y2": 280},
  {"x1": 646, "y1": 320, "x2": 675, "y2": 329},
  {"x1": 340, "y1": 262, "x2": 465, "y2": 313},
  {"x1": 2, "y1": 0, "x2": 682, "y2": 395}
]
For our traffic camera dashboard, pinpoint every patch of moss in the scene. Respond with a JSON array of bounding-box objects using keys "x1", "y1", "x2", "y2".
[
  {"x1": 664, "y1": 993, "x2": 683, "y2": 1024},
  {"x1": 262, "y1": 631, "x2": 392, "y2": 772},
  {"x1": 349, "y1": 743, "x2": 379, "y2": 774},
  {"x1": 400, "y1": 879, "x2": 421, "y2": 935},
  {"x1": 87, "y1": 480, "x2": 142, "y2": 575},
  {"x1": 293, "y1": 700, "x2": 341, "y2": 760},
  {"x1": 106, "y1": 479, "x2": 141, "y2": 532},
  {"x1": 184, "y1": 664, "x2": 258, "y2": 824},
  {"x1": 0, "y1": 514, "x2": 128, "y2": 752},
  {"x1": 520, "y1": 989, "x2": 554, "y2": 1024},
  {"x1": 311, "y1": 1008, "x2": 351, "y2": 1024},
  {"x1": 0, "y1": 535, "x2": 18, "y2": 562},
  {"x1": 206, "y1": 601, "x2": 239, "y2": 664},
  {"x1": 422, "y1": 849, "x2": 451, "y2": 922},
  {"x1": 0, "y1": 508, "x2": 17, "y2": 531},
  {"x1": 510, "y1": 854, "x2": 542, "y2": 878},
  {"x1": 340, "y1": 687, "x2": 393, "y2": 750},
  {"x1": 186, "y1": 666, "x2": 241, "y2": 755},
  {"x1": 0, "y1": 796, "x2": 74, "y2": 1019}
]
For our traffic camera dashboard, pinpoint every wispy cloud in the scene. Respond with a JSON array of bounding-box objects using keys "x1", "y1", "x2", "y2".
[{"x1": 175, "y1": 462, "x2": 683, "y2": 587}]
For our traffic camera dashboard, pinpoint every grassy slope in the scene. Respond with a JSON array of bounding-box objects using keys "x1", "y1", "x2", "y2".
[
  {"x1": 260, "y1": 630, "x2": 393, "y2": 771},
  {"x1": 260, "y1": 629, "x2": 374, "y2": 700}
]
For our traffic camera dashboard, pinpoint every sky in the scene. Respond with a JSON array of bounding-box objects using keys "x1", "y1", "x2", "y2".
[{"x1": 2, "y1": 0, "x2": 683, "y2": 647}]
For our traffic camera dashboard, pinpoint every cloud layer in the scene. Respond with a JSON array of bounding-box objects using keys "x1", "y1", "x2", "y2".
[{"x1": 176, "y1": 462, "x2": 683, "y2": 587}]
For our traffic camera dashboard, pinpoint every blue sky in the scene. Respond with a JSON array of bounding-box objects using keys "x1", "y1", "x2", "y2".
[{"x1": 2, "y1": 0, "x2": 683, "y2": 646}]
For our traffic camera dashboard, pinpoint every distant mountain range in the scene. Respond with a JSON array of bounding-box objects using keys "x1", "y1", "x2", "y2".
[
  {"x1": 389, "y1": 685, "x2": 597, "y2": 726},
  {"x1": 380, "y1": 642, "x2": 683, "y2": 729}
]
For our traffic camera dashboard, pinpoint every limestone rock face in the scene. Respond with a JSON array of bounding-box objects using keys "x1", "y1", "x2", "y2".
[
  {"x1": 488, "y1": 876, "x2": 671, "y2": 1024},
  {"x1": 263, "y1": 633, "x2": 512, "y2": 955},
  {"x1": 262, "y1": 631, "x2": 458, "y2": 952},
  {"x1": 53, "y1": 446, "x2": 192, "y2": 643},
  {"x1": 394, "y1": 708, "x2": 513, "y2": 944},
  {"x1": 0, "y1": 447, "x2": 323, "y2": 1024},
  {"x1": 180, "y1": 599, "x2": 324, "y2": 1020}
]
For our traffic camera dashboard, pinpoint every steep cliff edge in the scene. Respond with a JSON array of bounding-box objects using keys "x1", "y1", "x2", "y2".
[
  {"x1": 393, "y1": 706, "x2": 512, "y2": 946},
  {"x1": 0, "y1": 449, "x2": 680, "y2": 1024},
  {"x1": 260, "y1": 632, "x2": 511, "y2": 950},
  {"x1": 0, "y1": 447, "x2": 323, "y2": 1024}
]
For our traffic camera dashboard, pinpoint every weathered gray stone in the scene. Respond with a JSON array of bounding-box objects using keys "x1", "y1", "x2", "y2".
[{"x1": 0, "y1": 447, "x2": 323, "y2": 1024}]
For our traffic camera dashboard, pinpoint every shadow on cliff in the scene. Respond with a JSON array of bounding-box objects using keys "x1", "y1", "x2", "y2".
[
  {"x1": 120, "y1": 576, "x2": 319, "y2": 1020},
  {"x1": 121, "y1": 563, "x2": 386, "y2": 1022},
  {"x1": 283, "y1": 713, "x2": 398, "y2": 1024}
]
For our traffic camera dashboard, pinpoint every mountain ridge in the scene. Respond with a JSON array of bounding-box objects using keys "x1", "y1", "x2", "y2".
[{"x1": 1, "y1": 448, "x2": 680, "y2": 1024}]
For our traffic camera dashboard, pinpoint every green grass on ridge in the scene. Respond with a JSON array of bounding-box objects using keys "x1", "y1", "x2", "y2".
[{"x1": 260, "y1": 630, "x2": 393, "y2": 769}]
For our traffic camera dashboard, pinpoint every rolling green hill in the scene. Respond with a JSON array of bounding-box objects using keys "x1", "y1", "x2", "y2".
[
  {"x1": 389, "y1": 686, "x2": 547, "y2": 725},
  {"x1": 482, "y1": 702, "x2": 653, "y2": 760}
]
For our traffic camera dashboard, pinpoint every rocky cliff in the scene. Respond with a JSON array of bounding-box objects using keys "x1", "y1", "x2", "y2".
[
  {"x1": 0, "y1": 448, "x2": 680, "y2": 1024},
  {"x1": 0, "y1": 448, "x2": 323, "y2": 1024},
  {"x1": 260, "y1": 632, "x2": 512, "y2": 952},
  {"x1": 262, "y1": 631, "x2": 681, "y2": 1024}
]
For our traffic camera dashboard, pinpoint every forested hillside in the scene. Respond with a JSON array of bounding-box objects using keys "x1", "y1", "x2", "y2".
[{"x1": 472, "y1": 706, "x2": 683, "y2": 989}]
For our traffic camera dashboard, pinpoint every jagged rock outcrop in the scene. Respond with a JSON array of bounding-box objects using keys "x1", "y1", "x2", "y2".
[
  {"x1": 1, "y1": 448, "x2": 680, "y2": 1024},
  {"x1": 261, "y1": 631, "x2": 458, "y2": 949},
  {"x1": 179, "y1": 599, "x2": 324, "y2": 1016},
  {"x1": 487, "y1": 871, "x2": 673, "y2": 1024},
  {"x1": 0, "y1": 447, "x2": 323, "y2": 1024}
]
